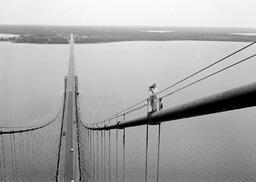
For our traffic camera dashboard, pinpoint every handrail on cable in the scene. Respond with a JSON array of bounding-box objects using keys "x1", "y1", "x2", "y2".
[
  {"x1": 83, "y1": 81, "x2": 256, "y2": 130},
  {"x1": 92, "y1": 42, "x2": 255, "y2": 124}
]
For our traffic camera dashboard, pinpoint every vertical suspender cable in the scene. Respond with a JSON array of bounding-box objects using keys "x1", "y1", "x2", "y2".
[
  {"x1": 95, "y1": 131, "x2": 97, "y2": 182},
  {"x1": 35, "y1": 132, "x2": 39, "y2": 182},
  {"x1": 122, "y1": 129, "x2": 125, "y2": 182},
  {"x1": 145, "y1": 124, "x2": 149, "y2": 182},
  {"x1": 99, "y1": 130, "x2": 101, "y2": 181},
  {"x1": 90, "y1": 130, "x2": 92, "y2": 182},
  {"x1": 38, "y1": 132, "x2": 42, "y2": 180},
  {"x1": 1, "y1": 135, "x2": 5, "y2": 181},
  {"x1": 9, "y1": 134, "x2": 15, "y2": 181},
  {"x1": 11, "y1": 134, "x2": 15, "y2": 181},
  {"x1": 21, "y1": 133, "x2": 27, "y2": 180},
  {"x1": 156, "y1": 124, "x2": 161, "y2": 182},
  {"x1": 28, "y1": 132, "x2": 32, "y2": 179},
  {"x1": 116, "y1": 124, "x2": 118, "y2": 182},
  {"x1": 90, "y1": 131, "x2": 92, "y2": 182},
  {"x1": 95, "y1": 130, "x2": 97, "y2": 182},
  {"x1": 33, "y1": 133, "x2": 39, "y2": 181},
  {"x1": 13, "y1": 134, "x2": 17, "y2": 182},
  {"x1": 101, "y1": 131, "x2": 104, "y2": 182},
  {"x1": 29, "y1": 132, "x2": 33, "y2": 180},
  {"x1": 145, "y1": 99, "x2": 150, "y2": 182},
  {"x1": 26, "y1": 132, "x2": 31, "y2": 180},
  {"x1": 93, "y1": 131, "x2": 95, "y2": 182},
  {"x1": 19, "y1": 133, "x2": 24, "y2": 181},
  {"x1": 28, "y1": 132, "x2": 35, "y2": 180},
  {"x1": 97, "y1": 131, "x2": 99, "y2": 182},
  {"x1": 89, "y1": 130, "x2": 91, "y2": 182},
  {"x1": 90, "y1": 130, "x2": 94, "y2": 182},
  {"x1": 146, "y1": 97, "x2": 150, "y2": 182},
  {"x1": 84, "y1": 128, "x2": 86, "y2": 181},
  {"x1": 87, "y1": 130, "x2": 89, "y2": 182},
  {"x1": 103, "y1": 130, "x2": 106, "y2": 182},
  {"x1": 91, "y1": 130, "x2": 93, "y2": 181},
  {"x1": 0, "y1": 135, "x2": 2, "y2": 182},
  {"x1": 109, "y1": 124, "x2": 111, "y2": 182},
  {"x1": 122, "y1": 114, "x2": 126, "y2": 182},
  {"x1": 30, "y1": 132, "x2": 35, "y2": 181}
]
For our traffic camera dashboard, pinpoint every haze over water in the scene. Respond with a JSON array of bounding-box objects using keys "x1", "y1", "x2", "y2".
[{"x1": 1, "y1": 40, "x2": 256, "y2": 181}]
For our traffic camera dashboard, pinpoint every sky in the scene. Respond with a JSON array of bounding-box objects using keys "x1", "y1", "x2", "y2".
[{"x1": 0, "y1": 0, "x2": 255, "y2": 27}]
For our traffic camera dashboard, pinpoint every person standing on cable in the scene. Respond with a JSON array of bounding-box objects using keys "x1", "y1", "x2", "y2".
[{"x1": 148, "y1": 83, "x2": 158, "y2": 113}]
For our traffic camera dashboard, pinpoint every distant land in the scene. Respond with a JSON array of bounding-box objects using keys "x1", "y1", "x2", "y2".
[{"x1": 1, "y1": 25, "x2": 256, "y2": 44}]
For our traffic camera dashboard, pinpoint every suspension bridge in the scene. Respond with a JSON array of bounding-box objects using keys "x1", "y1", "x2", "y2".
[{"x1": 1, "y1": 33, "x2": 256, "y2": 182}]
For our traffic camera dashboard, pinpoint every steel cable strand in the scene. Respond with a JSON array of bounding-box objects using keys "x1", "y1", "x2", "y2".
[
  {"x1": 91, "y1": 103, "x2": 148, "y2": 129},
  {"x1": 1, "y1": 135, "x2": 6, "y2": 181},
  {"x1": 26, "y1": 132, "x2": 32, "y2": 181},
  {"x1": 97, "y1": 131, "x2": 99, "y2": 182},
  {"x1": 92, "y1": 131, "x2": 95, "y2": 182},
  {"x1": 29, "y1": 132, "x2": 35, "y2": 181},
  {"x1": 9, "y1": 134, "x2": 15, "y2": 181},
  {"x1": 161, "y1": 52, "x2": 256, "y2": 99},
  {"x1": 0, "y1": 104, "x2": 63, "y2": 129},
  {"x1": 106, "y1": 99, "x2": 148, "y2": 122},
  {"x1": 115, "y1": 116, "x2": 119, "y2": 182},
  {"x1": 76, "y1": 116, "x2": 82, "y2": 181},
  {"x1": 101, "y1": 131, "x2": 104, "y2": 182},
  {"x1": 18, "y1": 133, "x2": 23, "y2": 181},
  {"x1": 31, "y1": 132, "x2": 39, "y2": 182},
  {"x1": 144, "y1": 124, "x2": 149, "y2": 182},
  {"x1": 0, "y1": 135, "x2": 4, "y2": 181},
  {"x1": 95, "y1": 42, "x2": 255, "y2": 124},
  {"x1": 0, "y1": 106, "x2": 62, "y2": 135},
  {"x1": 82, "y1": 50, "x2": 256, "y2": 131},
  {"x1": 156, "y1": 124, "x2": 161, "y2": 182},
  {"x1": 109, "y1": 128, "x2": 111, "y2": 182},
  {"x1": 56, "y1": 91, "x2": 67, "y2": 181},
  {"x1": 122, "y1": 114, "x2": 126, "y2": 182},
  {"x1": 21, "y1": 133, "x2": 26, "y2": 181},
  {"x1": 55, "y1": 109, "x2": 64, "y2": 182},
  {"x1": 0, "y1": 136, "x2": 2, "y2": 182},
  {"x1": 12, "y1": 134, "x2": 18, "y2": 182},
  {"x1": 157, "y1": 42, "x2": 255, "y2": 96},
  {"x1": 103, "y1": 130, "x2": 106, "y2": 182},
  {"x1": 90, "y1": 130, "x2": 92, "y2": 182}
]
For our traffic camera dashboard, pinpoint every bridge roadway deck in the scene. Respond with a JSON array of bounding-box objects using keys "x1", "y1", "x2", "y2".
[{"x1": 61, "y1": 33, "x2": 80, "y2": 182}]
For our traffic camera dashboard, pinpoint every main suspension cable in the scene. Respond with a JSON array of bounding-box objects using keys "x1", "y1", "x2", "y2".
[
  {"x1": 0, "y1": 107, "x2": 62, "y2": 135},
  {"x1": 94, "y1": 42, "x2": 255, "y2": 124}
]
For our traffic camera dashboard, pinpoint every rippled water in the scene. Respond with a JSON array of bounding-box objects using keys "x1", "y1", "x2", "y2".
[{"x1": 1, "y1": 41, "x2": 256, "y2": 181}]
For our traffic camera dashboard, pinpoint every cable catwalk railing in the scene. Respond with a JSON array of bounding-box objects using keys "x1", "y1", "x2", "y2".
[
  {"x1": 0, "y1": 108, "x2": 62, "y2": 182},
  {"x1": 77, "y1": 41, "x2": 256, "y2": 182},
  {"x1": 89, "y1": 42, "x2": 256, "y2": 125}
]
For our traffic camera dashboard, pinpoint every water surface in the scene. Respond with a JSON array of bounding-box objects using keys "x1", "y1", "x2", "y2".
[{"x1": 1, "y1": 41, "x2": 256, "y2": 181}]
